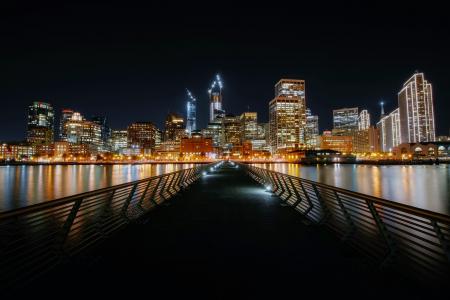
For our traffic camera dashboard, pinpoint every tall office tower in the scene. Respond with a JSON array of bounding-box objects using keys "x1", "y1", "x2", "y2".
[
  {"x1": 111, "y1": 130, "x2": 128, "y2": 153},
  {"x1": 305, "y1": 108, "x2": 319, "y2": 148},
  {"x1": 377, "y1": 108, "x2": 401, "y2": 152},
  {"x1": 333, "y1": 107, "x2": 359, "y2": 133},
  {"x1": 127, "y1": 122, "x2": 157, "y2": 152},
  {"x1": 208, "y1": 74, "x2": 224, "y2": 122},
  {"x1": 59, "y1": 109, "x2": 74, "y2": 140},
  {"x1": 221, "y1": 114, "x2": 241, "y2": 148},
  {"x1": 240, "y1": 112, "x2": 258, "y2": 142},
  {"x1": 26, "y1": 101, "x2": 54, "y2": 145},
  {"x1": 164, "y1": 113, "x2": 185, "y2": 142},
  {"x1": 92, "y1": 116, "x2": 111, "y2": 152},
  {"x1": 186, "y1": 89, "x2": 197, "y2": 136},
  {"x1": 358, "y1": 109, "x2": 371, "y2": 130},
  {"x1": 202, "y1": 122, "x2": 222, "y2": 148},
  {"x1": 64, "y1": 112, "x2": 102, "y2": 154},
  {"x1": 398, "y1": 72, "x2": 435, "y2": 143},
  {"x1": 269, "y1": 79, "x2": 307, "y2": 153}
]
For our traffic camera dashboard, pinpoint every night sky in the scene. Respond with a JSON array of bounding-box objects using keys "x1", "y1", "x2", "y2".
[{"x1": 1, "y1": 1, "x2": 449, "y2": 141}]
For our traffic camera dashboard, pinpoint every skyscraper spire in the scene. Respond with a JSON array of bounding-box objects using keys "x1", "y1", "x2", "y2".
[
  {"x1": 186, "y1": 89, "x2": 197, "y2": 136},
  {"x1": 208, "y1": 74, "x2": 224, "y2": 122},
  {"x1": 379, "y1": 100, "x2": 385, "y2": 117}
]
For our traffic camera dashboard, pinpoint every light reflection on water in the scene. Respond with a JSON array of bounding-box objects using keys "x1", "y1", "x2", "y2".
[
  {"x1": 254, "y1": 163, "x2": 450, "y2": 215},
  {"x1": 0, "y1": 164, "x2": 194, "y2": 212}
]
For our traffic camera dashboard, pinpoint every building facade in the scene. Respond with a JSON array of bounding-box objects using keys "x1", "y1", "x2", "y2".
[
  {"x1": 111, "y1": 130, "x2": 128, "y2": 153},
  {"x1": 269, "y1": 79, "x2": 306, "y2": 153},
  {"x1": 358, "y1": 109, "x2": 371, "y2": 130},
  {"x1": 398, "y1": 72, "x2": 435, "y2": 143},
  {"x1": 333, "y1": 107, "x2": 359, "y2": 134},
  {"x1": 305, "y1": 108, "x2": 319, "y2": 148},
  {"x1": 127, "y1": 122, "x2": 157, "y2": 153},
  {"x1": 240, "y1": 112, "x2": 258, "y2": 142},
  {"x1": 208, "y1": 74, "x2": 224, "y2": 122},
  {"x1": 186, "y1": 89, "x2": 197, "y2": 136},
  {"x1": 27, "y1": 101, "x2": 54, "y2": 145},
  {"x1": 164, "y1": 113, "x2": 185, "y2": 142},
  {"x1": 377, "y1": 108, "x2": 401, "y2": 152},
  {"x1": 59, "y1": 108, "x2": 74, "y2": 141}
]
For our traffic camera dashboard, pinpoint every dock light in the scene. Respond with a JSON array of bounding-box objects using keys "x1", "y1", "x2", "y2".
[
  {"x1": 202, "y1": 171, "x2": 207, "y2": 176},
  {"x1": 265, "y1": 185, "x2": 272, "y2": 192},
  {"x1": 210, "y1": 167, "x2": 214, "y2": 172}
]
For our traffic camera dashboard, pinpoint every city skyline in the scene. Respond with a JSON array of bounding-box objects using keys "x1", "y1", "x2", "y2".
[{"x1": 1, "y1": 2, "x2": 449, "y2": 141}]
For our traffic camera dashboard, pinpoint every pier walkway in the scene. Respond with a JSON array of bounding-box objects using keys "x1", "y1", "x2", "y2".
[{"x1": 21, "y1": 162, "x2": 432, "y2": 298}]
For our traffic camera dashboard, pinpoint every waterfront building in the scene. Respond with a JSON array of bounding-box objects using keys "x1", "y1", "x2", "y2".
[
  {"x1": 333, "y1": 107, "x2": 359, "y2": 134},
  {"x1": 240, "y1": 112, "x2": 258, "y2": 142},
  {"x1": 319, "y1": 132, "x2": 353, "y2": 153},
  {"x1": 202, "y1": 122, "x2": 222, "y2": 148},
  {"x1": 377, "y1": 108, "x2": 401, "y2": 152},
  {"x1": 111, "y1": 130, "x2": 128, "y2": 153},
  {"x1": 186, "y1": 90, "x2": 197, "y2": 136},
  {"x1": 64, "y1": 112, "x2": 102, "y2": 154},
  {"x1": 59, "y1": 109, "x2": 74, "y2": 141},
  {"x1": 305, "y1": 108, "x2": 319, "y2": 148},
  {"x1": 91, "y1": 116, "x2": 111, "y2": 152},
  {"x1": 27, "y1": 101, "x2": 54, "y2": 145},
  {"x1": 358, "y1": 109, "x2": 371, "y2": 130},
  {"x1": 208, "y1": 74, "x2": 224, "y2": 122},
  {"x1": 368, "y1": 126, "x2": 381, "y2": 153},
  {"x1": 127, "y1": 122, "x2": 157, "y2": 153},
  {"x1": 393, "y1": 141, "x2": 449, "y2": 159},
  {"x1": 222, "y1": 114, "x2": 242, "y2": 149},
  {"x1": 0, "y1": 143, "x2": 35, "y2": 161},
  {"x1": 351, "y1": 129, "x2": 370, "y2": 153},
  {"x1": 269, "y1": 79, "x2": 307, "y2": 153},
  {"x1": 180, "y1": 135, "x2": 213, "y2": 158},
  {"x1": 398, "y1": 72, "x2": 435, "y2": 143},
  {"x1": 164, "y1": 113, "x2": 185, "y2": 142}
]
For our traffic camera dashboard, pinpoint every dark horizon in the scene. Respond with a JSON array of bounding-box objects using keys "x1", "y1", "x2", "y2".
[{"x1": 2, "y1": 1, "x2": 449, "y2": 141}]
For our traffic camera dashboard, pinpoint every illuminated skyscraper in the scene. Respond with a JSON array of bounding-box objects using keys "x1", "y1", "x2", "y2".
[
  {"x1": 305, "y1": 108, "x2": 319, "y2": 148},
  {"x1": 92, "y1": 115, "x2": 111, "y2": 152},
  {"x1": 377, "y1": 108, "x2": 401, "y2": 152},
  {"x1": 164, "y1": 113, "x2": 185, "y2": 142},
  {"x1": 186, "y1": 89, "x2": 197, "y2": 135},
  {"x1": 269, "y1": 79, "x2": 307, "y2": 153},
  {"x1": 208, "y1": 74, "x2": 224, "y2": 122},
  {"x1": 240, "y1": 112, "x2": 258, "y2": 142},
  {"x1": 64, "y1": 112, "x2": 102, "y2": 154},
  {"x1": 127, "y1": 122, "x2": 158, "y2": 153},
  {"x1": 358, "y1": 109, "x2": 371, "y2": 130},
  {"x1": 59, "y1": 109, "x2": 74, "y2": 141},
  {"x1": 333, "y1": 107, "x2": 359, "y2": 133},
  {"x1": 221, "y1": 114, "x2": 241, "y2": 148},
  {"x1": 27, "y1": 101, "x2": 54, "y2": 145},
  {"x1": 398, "y1": 72, "x2": 435, "y2": 143},
  {"x1": 111, "y1": 130, "x2": 128, "y2": 153}
]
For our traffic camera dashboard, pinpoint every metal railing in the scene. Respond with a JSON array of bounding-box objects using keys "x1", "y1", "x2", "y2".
[
  {"x1": 0, "y1": 164, "x2": 208, "y2": 289},
  {"x1": 245, "y1": 164, "x2": 450, "y2": 282}
]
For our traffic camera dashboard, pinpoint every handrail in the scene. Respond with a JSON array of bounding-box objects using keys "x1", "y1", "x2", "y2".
[
  {"x1": 0, "y1": 168, "x2": 192, "y2": 220},
  {"x1": 243, "y1": 163, "x2": 450, "y2": 283},
  {"x1": 0, "y1": 163, "x2": 211, "y2": 290}
]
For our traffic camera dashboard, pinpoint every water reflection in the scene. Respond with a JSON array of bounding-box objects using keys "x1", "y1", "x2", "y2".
[
  {"x1": 0, "y1": 164, "x2": 194, "y2": 212},
  {"x1": 254, "y1": 163, "x2": 450, "y2": 215}
]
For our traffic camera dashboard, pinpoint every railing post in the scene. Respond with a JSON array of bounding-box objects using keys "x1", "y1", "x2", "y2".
[
  {"x1": 312, "y1": 184, "x2": 331, "y2": 224},
  {"x1": 431, "y1": 220, "x2": 450, "y2": 263},
  {"x1": 148, "y1": 177, "x2": 163, "y2": 206},
  {"x1": 57, "y1": 198, "x2": 83, "y2": 251},
  {"x1": 138, "y1": 180, "x2": 152, "y2": 206},
  {"x1": 334, "y1": 191, "x2": 355, "y2": 241},
  {"x1": 165, "y1": 173, "x2": 177, "y2": 198},
  {"x1": 299, "y1": 181, "x2": 314, "y2": 217},
  {"x1": 288, "y1": 177, "x2": 302, "y2": 208},
  {"x1": 366, "y1": 201, "x2": 396, "y2": 268},
  {"x1": 121, "y1": 183, "x2": 138, "y2": 219},
  {"x1": 279, "y1": 174, "x2": 292, "y2": 202}
]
